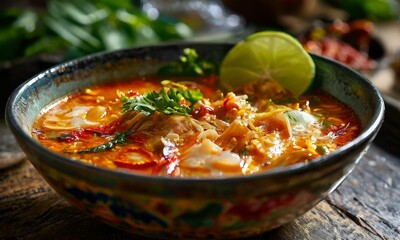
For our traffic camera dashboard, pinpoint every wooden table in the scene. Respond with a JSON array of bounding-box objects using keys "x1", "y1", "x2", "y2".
[{"x1": 1, "y1": 106, "x2": 400, "y2": 240}]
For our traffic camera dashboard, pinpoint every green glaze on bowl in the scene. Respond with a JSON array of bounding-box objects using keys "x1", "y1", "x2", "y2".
[{"x1": 6, "y1": 43, "x2": 384, "y2": 239}]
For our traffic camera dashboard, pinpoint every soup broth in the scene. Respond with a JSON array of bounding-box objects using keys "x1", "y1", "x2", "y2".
[{"x1": 33, "y1": 76, "x2": 361, "y2": 177}]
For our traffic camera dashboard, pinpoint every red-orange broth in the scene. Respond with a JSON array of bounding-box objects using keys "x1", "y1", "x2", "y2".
[{"x1": 33, "y1": 76, "x2": 361, "y2": 177}]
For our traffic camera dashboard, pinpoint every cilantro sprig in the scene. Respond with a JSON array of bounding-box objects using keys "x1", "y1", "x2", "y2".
[
  {"x1": 158, "y1": 48, "x2": 217, "y2": 76},
  {"x1": 121, "y1": 84, "x2": 203, "y2": 116}
]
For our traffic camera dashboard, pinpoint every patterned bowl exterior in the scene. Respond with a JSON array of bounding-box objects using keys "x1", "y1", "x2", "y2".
[{"x1": 6, "y1": 43, "x2": 384, "y2": 239}]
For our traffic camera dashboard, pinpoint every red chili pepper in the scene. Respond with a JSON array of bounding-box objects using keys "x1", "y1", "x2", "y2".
[
  {"x1": 88, "y1": 122, "x2": 118, "y2": 135},
  {"x1": 191, "y1": 105, "x2": 214, "y2": 119},
  {"x1": 57, "y1": 129, "x2": 95, "y2": 143},
  {"x1": 114, "y1": 148, "x2": 156, "y2": 170},
  {"x1": 114, "y1": 160, "x2": 156, "y2": 170},
  {"x1": 202, "y1": 75, "x2": 218, "y2": 85}
]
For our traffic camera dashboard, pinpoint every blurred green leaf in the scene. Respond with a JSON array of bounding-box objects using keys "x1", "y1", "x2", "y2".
[
  {"x1": 0, "y1": 8, "x2": 41, "y2": 60},
  {"x1": 338, "y1": 0, "x2": 400, "y2": 21},
  {"x1": 24, "y1": 36, "x2": 67, "y2": 57},
  {"x1": 0, "y1": 27, "x2": 26, "y2": 61},
  {"x1": 0, "y1": 0, "x2": 193, "y2": 62},
  {"x1": 14, "y1": 10, "x2": 38, "y2": 33},
  {"x1": 98, "y1": 21, "x2": 131, "y2": 51}
]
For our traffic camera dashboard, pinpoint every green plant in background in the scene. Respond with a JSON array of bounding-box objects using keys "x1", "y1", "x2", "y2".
[
  {"x1": 0, "y1": 0, "x2": 192, "y2": 62},
  {"x1": 333, "y1": 0, "x2": 400, "y2": 21}
]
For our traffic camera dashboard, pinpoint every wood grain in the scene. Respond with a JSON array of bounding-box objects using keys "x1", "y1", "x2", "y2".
[{"x1": 1, "y1": 123, "x2": 399, "y2": 240}]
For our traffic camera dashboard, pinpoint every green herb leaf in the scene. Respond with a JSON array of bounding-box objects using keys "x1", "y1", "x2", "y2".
[
  {"x1": 158, "y1": 48, "x2": 217, "y2": 76},
  {"x1": 122, "y1": 87, "x2": 203, "y2": 116},
  {"x1": 73, "y1": 131, "x2": 131, "y2": 153}
]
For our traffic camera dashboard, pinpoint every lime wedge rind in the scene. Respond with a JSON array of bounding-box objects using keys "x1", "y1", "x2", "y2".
[{"x1": 220, "y1": 30, "x2": 315, "y2": 96}]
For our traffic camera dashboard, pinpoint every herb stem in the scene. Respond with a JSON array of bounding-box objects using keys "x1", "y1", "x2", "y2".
[{"x1": 71, "y1": 131, "x2": 131, "y2": 153}]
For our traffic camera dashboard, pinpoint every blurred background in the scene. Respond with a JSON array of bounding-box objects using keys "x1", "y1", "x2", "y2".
[{"x1": 1, "y1": 0, "x2": 400, "y2": 109}]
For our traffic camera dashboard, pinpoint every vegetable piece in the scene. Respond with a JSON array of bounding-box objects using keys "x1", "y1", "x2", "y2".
[
  {"x1": 160, "y1": 80, "x2": 204, "y2": 105},
  {"x1": 73, "y1": 131, "x2": 131, "y2": 153},
  {"x1": 158, "y1": 48, "x2": 217, "y2": 76},
  {"x1": 56, "y1": 129, "x2": 95, "y2": 143},
  {"x1": 114, "y1": 148, "x2": 156, "y2": 170},
  {"x1": 285, "y1": 110, "x2": 318, "y2": 128},
  {"x1": 121, "y1": 87, "x2": 203, "y2": 116},
  {"x1": 316, "y1": 145, "x2": 330, "y2": 155}
]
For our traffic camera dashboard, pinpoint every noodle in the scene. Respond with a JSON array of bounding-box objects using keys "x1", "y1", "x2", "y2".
[{"x1": 32, "y1": 76, "x2": 361, "y2": 177}]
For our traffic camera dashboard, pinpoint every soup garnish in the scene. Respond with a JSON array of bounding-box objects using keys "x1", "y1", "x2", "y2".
[
  {"x1": 220, "y1": 31, "x2": 315, "y2": 96},
  {"x1": 121, "y1": 80, "x2": 203, "y2": 116},
  {"x1": 32, "y1": 31, "x2": 361, "y2": 177}
]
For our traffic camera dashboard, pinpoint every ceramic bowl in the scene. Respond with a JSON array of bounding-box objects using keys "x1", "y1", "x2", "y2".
[{"x1": 6, "y1": 43, "x2": 384, "y2": 239}]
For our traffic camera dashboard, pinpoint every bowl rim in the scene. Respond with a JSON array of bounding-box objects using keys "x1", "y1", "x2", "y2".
[{"x1": 5, "y1": 42, "x2": 385, "y2": 184}]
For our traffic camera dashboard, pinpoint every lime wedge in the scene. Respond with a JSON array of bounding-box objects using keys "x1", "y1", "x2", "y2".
[{"x1": 220, "y1": 31, "x2": 315, "y2": 96}]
